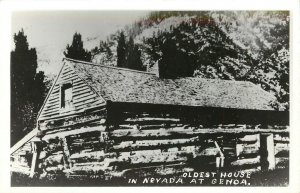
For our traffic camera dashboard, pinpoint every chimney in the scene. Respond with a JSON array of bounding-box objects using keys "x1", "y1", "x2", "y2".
[
  {"x1": 147, "y1": 61, "x2": 160, "y2": 78},
  {"x1": 154, "y1": 62, "x2": 160, "y2": 78}
]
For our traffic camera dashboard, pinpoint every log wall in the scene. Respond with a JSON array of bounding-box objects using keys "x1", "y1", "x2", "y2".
[
  {"x1": 11, "y1": 142, "x2": 32, "y2": 174},
  {"x1": 274, "y1": 133, "x2": 289, "y2": 168},
  {"x1": 35, "y1": 103, "x2": 289, "y2": 178}
]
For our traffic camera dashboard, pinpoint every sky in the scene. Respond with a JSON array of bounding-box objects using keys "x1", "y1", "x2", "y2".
[{"x1": 11, "y1": 11, "x2": 149, "y2": 76}]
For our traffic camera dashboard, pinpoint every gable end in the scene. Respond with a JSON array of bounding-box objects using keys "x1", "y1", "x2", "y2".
[{"x1": 37, "y1": 60, "x2": 106, "y2": 121}]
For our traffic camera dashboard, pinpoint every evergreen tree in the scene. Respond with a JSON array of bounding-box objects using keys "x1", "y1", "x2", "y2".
[
  {"x1": 117, "y1": 31, "x2": 126, "y2": 67},
  {"x1": 117, "y1": 34, "x2": 144, "y2": 70},
  {"x1": 131, "y1": 45, "x2": 144, "y2": 71},
  {"x1": 126, "y1": 37, "x2": 144, "y2": 71},
  {"x1": 125, "y1": 36, "x2": 135, "y2": 68},
  {"x1": 64, "y1": 32, "x2": 91, "y2": 62},
  {"x1": 11, "y1": 29, "x2": 47, "y2": 146}
]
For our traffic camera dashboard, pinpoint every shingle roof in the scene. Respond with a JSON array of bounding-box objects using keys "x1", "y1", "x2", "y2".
[{"x1": 67, "y1": 58, "x2": 276, "y2": 111}]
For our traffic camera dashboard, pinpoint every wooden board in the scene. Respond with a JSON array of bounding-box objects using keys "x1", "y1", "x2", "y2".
[{"x1": 38, "y1": 62, "x2": 105, "y2": 121}]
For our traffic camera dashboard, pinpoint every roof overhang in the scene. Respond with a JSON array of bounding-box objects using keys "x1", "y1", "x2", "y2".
[{"x1": 10, "y1": 129, "x2": 38, "y2": 155}]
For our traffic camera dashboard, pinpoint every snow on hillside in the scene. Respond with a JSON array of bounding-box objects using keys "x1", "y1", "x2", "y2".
[
  {"x1": 89, "y1": 11, "x2": 289, "y2": 110},
  {"x1": 211, "y1": 11, "x2": 289, "y2": 58},
  {"x1": 135, "y1": 16, "x2": 192, "y2": 44}
]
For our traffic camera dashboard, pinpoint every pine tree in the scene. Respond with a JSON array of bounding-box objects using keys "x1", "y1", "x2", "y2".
[
  {"x1": 11, "y1": 29, "x2": 47, "y2": 146},
  {"x1": 125, "y1": 36, "x2": 134, "y2": 68},
  {"x1": 64, "y1": 32, "x2": 91, "y2": 62},
  {"x1": 117, "y1": 31, "x2": 126, "y2": 67},
  {"x1": 131, "y1": 45, "x2": 144, "y2": 71},
  {"x1": 121, "y1": 36, "x2": 144, "y2": 71}
]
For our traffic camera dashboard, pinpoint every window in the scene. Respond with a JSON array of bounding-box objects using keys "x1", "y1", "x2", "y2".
[{"x1": 61, "y1": 83, "x2": 73, "y2": 109}]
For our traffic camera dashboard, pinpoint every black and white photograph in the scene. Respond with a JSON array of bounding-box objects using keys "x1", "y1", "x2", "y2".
[
  {"x1": 8, "y1": 9, "x2": 291, "y2": 187},
  {"x1": 0, "y1": 0, "x2": 298, "y2": 191}
]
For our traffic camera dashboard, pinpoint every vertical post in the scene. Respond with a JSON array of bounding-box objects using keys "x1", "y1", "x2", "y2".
[
  {"x1": 100, "y1": 132, "x2": 110, "y2": 153},
  {"x1": 260, "y1": 133, "x2": 275, "y2": 171},
  {"x1": 30, "y1": 142, "x2": 41, "y2": 178},
  {"x1": 214, "y1": 141, "x2": 225, "y2": 169},
  {"x1": 61, "y1": 137, "x2": 72, "y2": 168}
]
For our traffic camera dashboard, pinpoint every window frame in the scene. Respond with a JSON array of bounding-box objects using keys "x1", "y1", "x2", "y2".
[{"x1": 60, "y1": 82, "x2": 74, "y2": 111}]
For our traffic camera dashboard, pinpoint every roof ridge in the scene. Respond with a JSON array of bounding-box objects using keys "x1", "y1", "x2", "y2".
[
  {"x1": 64, "y1": 57, "x2": 156, "y2": 76},
  {"x1": 185, "y1": 76, "x2": 254, "y2": 84},
  {"x1": 65, "y1": 58, "x2": 258, "y2": 85}
]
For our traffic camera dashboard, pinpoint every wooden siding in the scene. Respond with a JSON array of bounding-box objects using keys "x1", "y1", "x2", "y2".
[{"x1": 38, "y1": 62, "x2": 105, "y2": 121}]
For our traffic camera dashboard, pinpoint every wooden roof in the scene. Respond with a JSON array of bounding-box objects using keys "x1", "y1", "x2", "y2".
[{"x1": 67, "y1": 58, "x2": 276, "y2": 111}]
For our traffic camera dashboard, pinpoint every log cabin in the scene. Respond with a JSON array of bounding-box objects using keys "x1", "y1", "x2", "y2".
[{"x1": 10, "y1": 58, "x2": 289, "y2": 179}]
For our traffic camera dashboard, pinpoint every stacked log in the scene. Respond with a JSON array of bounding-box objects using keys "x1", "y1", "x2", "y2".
[
  {"x1": 274, "y1": 133, "x2": 289, "y2": 168},
  {"x1": 10, "y1": 142, "x2": 32, "y2": 174},
  {"x1": 27, "y1": 109, "x2": 290, "y2": 177}
]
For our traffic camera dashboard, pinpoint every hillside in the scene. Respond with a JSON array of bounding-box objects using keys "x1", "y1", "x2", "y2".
[{"x1": 89, "y1": 11, "x2": 289, "y2": 110}]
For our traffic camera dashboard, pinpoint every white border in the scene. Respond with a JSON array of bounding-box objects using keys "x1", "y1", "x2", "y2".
[{"x1": 0, "y1": 0, "x2": 299, "y2": 193}]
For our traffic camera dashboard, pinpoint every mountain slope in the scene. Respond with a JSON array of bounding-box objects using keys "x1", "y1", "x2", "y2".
[{"x1": 90, "y1": 11, "x2": 289, "y2": 110}]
